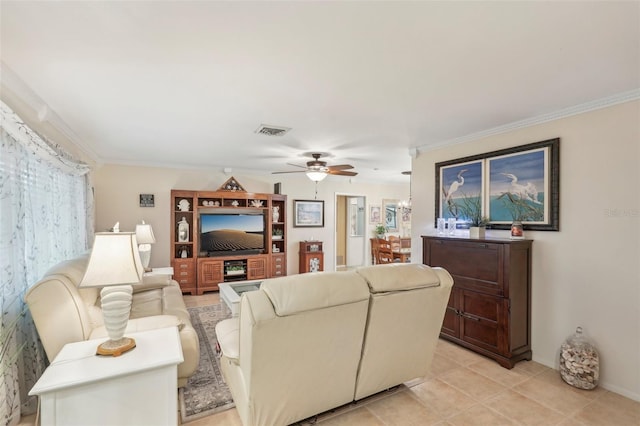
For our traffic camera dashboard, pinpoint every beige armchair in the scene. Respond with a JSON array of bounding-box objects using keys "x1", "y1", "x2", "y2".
[
  {"x1": 25, "y1": 254, "x2": 199, "y2": 387},
  {"x1": 354, "y1": 263, "x2": 453, "y2": 399}
]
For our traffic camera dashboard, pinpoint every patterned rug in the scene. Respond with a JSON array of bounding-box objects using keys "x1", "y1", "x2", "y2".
[{"x1": 179, "y1": 303, "x2": 235, "y2": 423}]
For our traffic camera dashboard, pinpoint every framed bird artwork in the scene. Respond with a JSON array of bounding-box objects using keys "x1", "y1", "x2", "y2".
[{"x1": 435, "y1": 138, "x2": 559, "y2": 231}]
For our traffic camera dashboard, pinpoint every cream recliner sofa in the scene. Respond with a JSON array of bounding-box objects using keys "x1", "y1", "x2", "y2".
[
  {"x1": 215, "y1": 263, "x2": 453, "y2": 426},
  {"x1": 25, "y1": 253, "x2": 199, "y2": 387}
]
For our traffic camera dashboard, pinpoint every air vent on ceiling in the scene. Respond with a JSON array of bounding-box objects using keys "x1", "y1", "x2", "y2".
[{"x1": 255, "y1": 124, "x2": 291, "y2": 137}]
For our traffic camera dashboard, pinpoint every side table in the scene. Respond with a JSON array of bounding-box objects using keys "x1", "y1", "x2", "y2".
[
  {"x1": 144, "y1": 266, "x2": 174, "y2": 278},
  {"x1": 29, "y1": 327, "x2": 183, "y2": 426}
]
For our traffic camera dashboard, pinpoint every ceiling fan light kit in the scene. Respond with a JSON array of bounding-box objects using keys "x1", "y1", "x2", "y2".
[
  {"x1": 306, "y1": 170, "x2": 328, "y2": 182},
  {"x1": 273, "y1": 153, "x2": 357, "y2": 181}
]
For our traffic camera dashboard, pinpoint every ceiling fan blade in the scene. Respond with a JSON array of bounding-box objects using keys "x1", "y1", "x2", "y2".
[
  {"x1": 286, "y1": 162, "x2": 308, "y2": 169},
  {"x1": 272, "y1": 170, "x2": 306, "y2": 174},
  {"x1": 329, "y1": 170, "x2": 358, "y2": 176},
  {"x1": 327, "y1": 164, "x2": 354, "y2": 171}
]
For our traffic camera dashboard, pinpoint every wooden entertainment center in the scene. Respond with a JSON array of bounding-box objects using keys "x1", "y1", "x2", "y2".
[{"x1": 170, "y1": 181, "x2": 286, "y2": 295}]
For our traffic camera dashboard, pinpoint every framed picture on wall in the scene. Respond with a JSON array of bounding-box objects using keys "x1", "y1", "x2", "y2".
[
  {"x1": 139, "y1": 193, "x2": 155, "y2": 207},
  {"x1": 293, "y1": 199, "x2": 324, "y2": 227},
  {"x1": 369, "y1": 205, "x2": 381, "y2": 224},
  {"x1": 435, "y1": 138, "x2": 559, "y2": 231},
  {"x1": 437, "y1": 160, "x2": 484, "y2": 227}
]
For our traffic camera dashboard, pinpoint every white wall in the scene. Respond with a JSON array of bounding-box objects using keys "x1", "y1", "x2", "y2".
[
  {"x1": 411, "y1": 100, "x2": 640, "y2": 400},
  {"x1": 93, "y1": 166, "x2": 408, "y2": 274}
]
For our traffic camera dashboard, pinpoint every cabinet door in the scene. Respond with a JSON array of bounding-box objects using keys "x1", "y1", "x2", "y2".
[
  {"x1": 247, "y1": 257, "x2": 267, "y2": 280},
  {"x1": 425, "y1": 239, "x2": 504, "y2": 296},
  {"x1": 441, "y1": 289, "x2": 460, "y2": 338},
  {"x1": 459, "y1": 290, "x2": 508, "y2": 355},
  {"x1": 199, "y1": 260, "x2": 224, "y2": 286}
]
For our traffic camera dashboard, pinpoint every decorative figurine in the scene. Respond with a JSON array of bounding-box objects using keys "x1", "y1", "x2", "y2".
[
  {"x1": 177, "y1": 199, "x2": 190, "y2": 212},
  {"x1": 178, "y1": 217, "x2": 189, "y2": 242},
  {"x1": 273, "y1": 206, "x2": 280, "y2": 222}
]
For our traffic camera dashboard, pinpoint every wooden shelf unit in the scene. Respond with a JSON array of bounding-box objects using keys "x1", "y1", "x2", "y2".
[
  {"x1": 171, "y1": 189, "x2": 287, "y2": 294},
  {"x1": 299, "y1": 241, "x2": 324, "y2": 273}
]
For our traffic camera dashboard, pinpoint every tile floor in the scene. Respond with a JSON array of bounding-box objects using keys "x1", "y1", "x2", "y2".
[{"x1": 182, "y1": 292, "x2": 639, "y2": 426}]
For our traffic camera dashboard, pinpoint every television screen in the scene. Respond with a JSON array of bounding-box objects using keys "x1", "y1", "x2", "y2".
[{"x1": 199, "y1": 213, "x2": 265, "y2": 254}]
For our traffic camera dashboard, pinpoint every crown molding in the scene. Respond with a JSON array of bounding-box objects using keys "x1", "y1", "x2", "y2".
[
  {"x1": 416, "y1": 89, "x2": 640, "y2": 154},
  {"x1": 0, "y1": 62, "x2": 100, "y2": 163}
]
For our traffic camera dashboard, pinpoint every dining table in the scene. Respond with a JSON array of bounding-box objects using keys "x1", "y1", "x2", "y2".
[{"x1": 393, "y1": 248, "x2": 411, "y2": 263}]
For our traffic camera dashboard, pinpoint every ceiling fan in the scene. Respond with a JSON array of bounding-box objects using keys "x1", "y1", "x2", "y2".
[{"x1": 272, "y1": 153, "x2": 357, "y2": 182}]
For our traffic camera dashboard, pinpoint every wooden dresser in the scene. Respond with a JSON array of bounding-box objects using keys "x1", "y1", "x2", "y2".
[{"x1": 422, "y1": 236, "x2": 533, "y2": 368}]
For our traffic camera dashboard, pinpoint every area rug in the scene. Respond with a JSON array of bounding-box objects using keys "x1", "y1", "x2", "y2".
[{"x1": 179, "y1": 303, "x2": 235, "y2": 423}]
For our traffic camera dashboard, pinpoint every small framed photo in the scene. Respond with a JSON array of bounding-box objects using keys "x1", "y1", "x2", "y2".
[
  {"x1": 293, "y1": 200, "x2": 324, "y2": 227},
  {"x1": 369, "y1": 205, "x2": 381, "y2": 224},
  {"x1": 139, "y1": 193, "x2": 155, "y2": 207}
]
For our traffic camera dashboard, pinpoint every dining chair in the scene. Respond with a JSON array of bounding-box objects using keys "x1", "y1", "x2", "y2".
[{"x1": 376, "y1": 245, "x2": 395, "y2": 264}]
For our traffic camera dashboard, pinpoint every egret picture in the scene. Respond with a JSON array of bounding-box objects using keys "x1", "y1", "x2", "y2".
[
  {"x1": 439, "y1": 160, "x2": 484, "y2": 226},
  {"x1": 435, "y1": 138, "x2": 559, "y2": 231},
  {"x1": 488, "y1": 149, "x2": 547, "y2": 223}
]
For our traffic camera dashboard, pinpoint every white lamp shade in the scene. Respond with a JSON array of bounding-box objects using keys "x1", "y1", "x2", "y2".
[
  {"x1": 79, "y1": 232, "x2": 144, "y2": 288},
  {"x1": 306, "y1": 171, "x2": 328, "y2": 182},
  {"x1": 135, "y1": 221, "x2": 156, "y2": 245}
]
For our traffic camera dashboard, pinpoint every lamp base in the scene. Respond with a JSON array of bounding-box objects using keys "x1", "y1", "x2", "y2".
[{"x1": 96, "y1": 337, "x2": 136, "y2": 357}]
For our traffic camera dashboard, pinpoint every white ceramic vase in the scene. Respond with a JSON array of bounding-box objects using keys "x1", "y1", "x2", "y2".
[{"x1": 469, "y1": 226, "x2": 486, "y2": 239}]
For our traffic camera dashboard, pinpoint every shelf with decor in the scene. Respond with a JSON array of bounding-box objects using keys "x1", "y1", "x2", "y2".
[
  {"x1": 170, "y1": 178, "x2": 286, "y2": 295},
  {"x1": 170, "y1": 191, "x2": 197, "y2": 295},
  {"x1": 270, "y1": 194, "x2": 287, "y2": 268}
]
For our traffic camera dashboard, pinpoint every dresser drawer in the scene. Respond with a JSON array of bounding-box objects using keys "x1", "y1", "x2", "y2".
[
  {"x1": 271, "y1": 254, "x2": 286, "y2": 277},
  {"x1": 425, "y1": 238, "x2": 504, "y2": 296}
]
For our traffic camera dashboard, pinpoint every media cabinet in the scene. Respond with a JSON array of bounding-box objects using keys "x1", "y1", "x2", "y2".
[{"x1": 171, "y1": 187, "x2": 287, "y2": 295}]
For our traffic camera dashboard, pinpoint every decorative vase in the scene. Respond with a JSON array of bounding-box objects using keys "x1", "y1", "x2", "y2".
[
  {"x1": 469, "y1": 226, "x2": 485, "y2": 239},
  {"x1": 447, "y1": 218, "x2": 456, "y2": 236},
  {"x1": 510, "y1": 220, "x2": 524, "y2": 239},
  {"x1": 560, "y1": 327, "x2": 599, "y2": 390},
  {"x1": 178, "y1": 217, "x2": 189, "y2": 242}
]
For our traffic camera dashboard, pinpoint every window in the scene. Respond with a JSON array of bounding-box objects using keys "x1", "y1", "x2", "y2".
[{"x1": 0, "y1": 101, "x2": 92, "y2": 422}]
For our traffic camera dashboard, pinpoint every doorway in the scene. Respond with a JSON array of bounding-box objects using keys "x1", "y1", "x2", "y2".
[{"x1": 335, "y1": 194, "x2": 366, "y2": 271}]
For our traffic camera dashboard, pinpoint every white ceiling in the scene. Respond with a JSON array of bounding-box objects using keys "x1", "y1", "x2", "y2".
[{"x1": 1, "y1": 1, "x2": 638, "y2": 183}]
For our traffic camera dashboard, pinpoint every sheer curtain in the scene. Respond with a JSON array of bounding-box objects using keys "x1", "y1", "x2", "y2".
[{"x1": 0, "y1": 101, "x2": 93, "y2": 425}]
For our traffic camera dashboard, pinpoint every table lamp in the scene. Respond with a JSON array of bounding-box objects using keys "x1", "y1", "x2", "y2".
[
  {"x1": 135, "y1": 220, "x2": 156, "y2": 272},
  {"x1": 79, "y1": 232, "x2": 144, "y2": 356}
]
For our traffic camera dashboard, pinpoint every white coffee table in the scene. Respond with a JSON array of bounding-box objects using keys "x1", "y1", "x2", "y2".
[{"x1": 219, "y1": 280, "x2": 263, "y2": 316}]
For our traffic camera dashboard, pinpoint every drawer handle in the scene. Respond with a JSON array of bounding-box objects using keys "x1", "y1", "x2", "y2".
[
  {"x1": 479, "y1": 244, "x2": 488, "y2": 248},
  {"x1": 180, "y1": 264, "x2": 188, "y2": 269},
  {"x1": 179, "y1": 279, "x2": 188, "y2": 283},
  {"x1": 180, "y1": 272, "x2": 188, "y2": 276},
  {"x1": 462, "y1": 313, "x2": 481, "y2": 321}
]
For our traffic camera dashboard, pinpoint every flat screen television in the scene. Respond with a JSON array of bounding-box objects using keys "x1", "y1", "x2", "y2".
[{"x1": 199, "y1": 212, "x2": 265, "y2": 256}]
